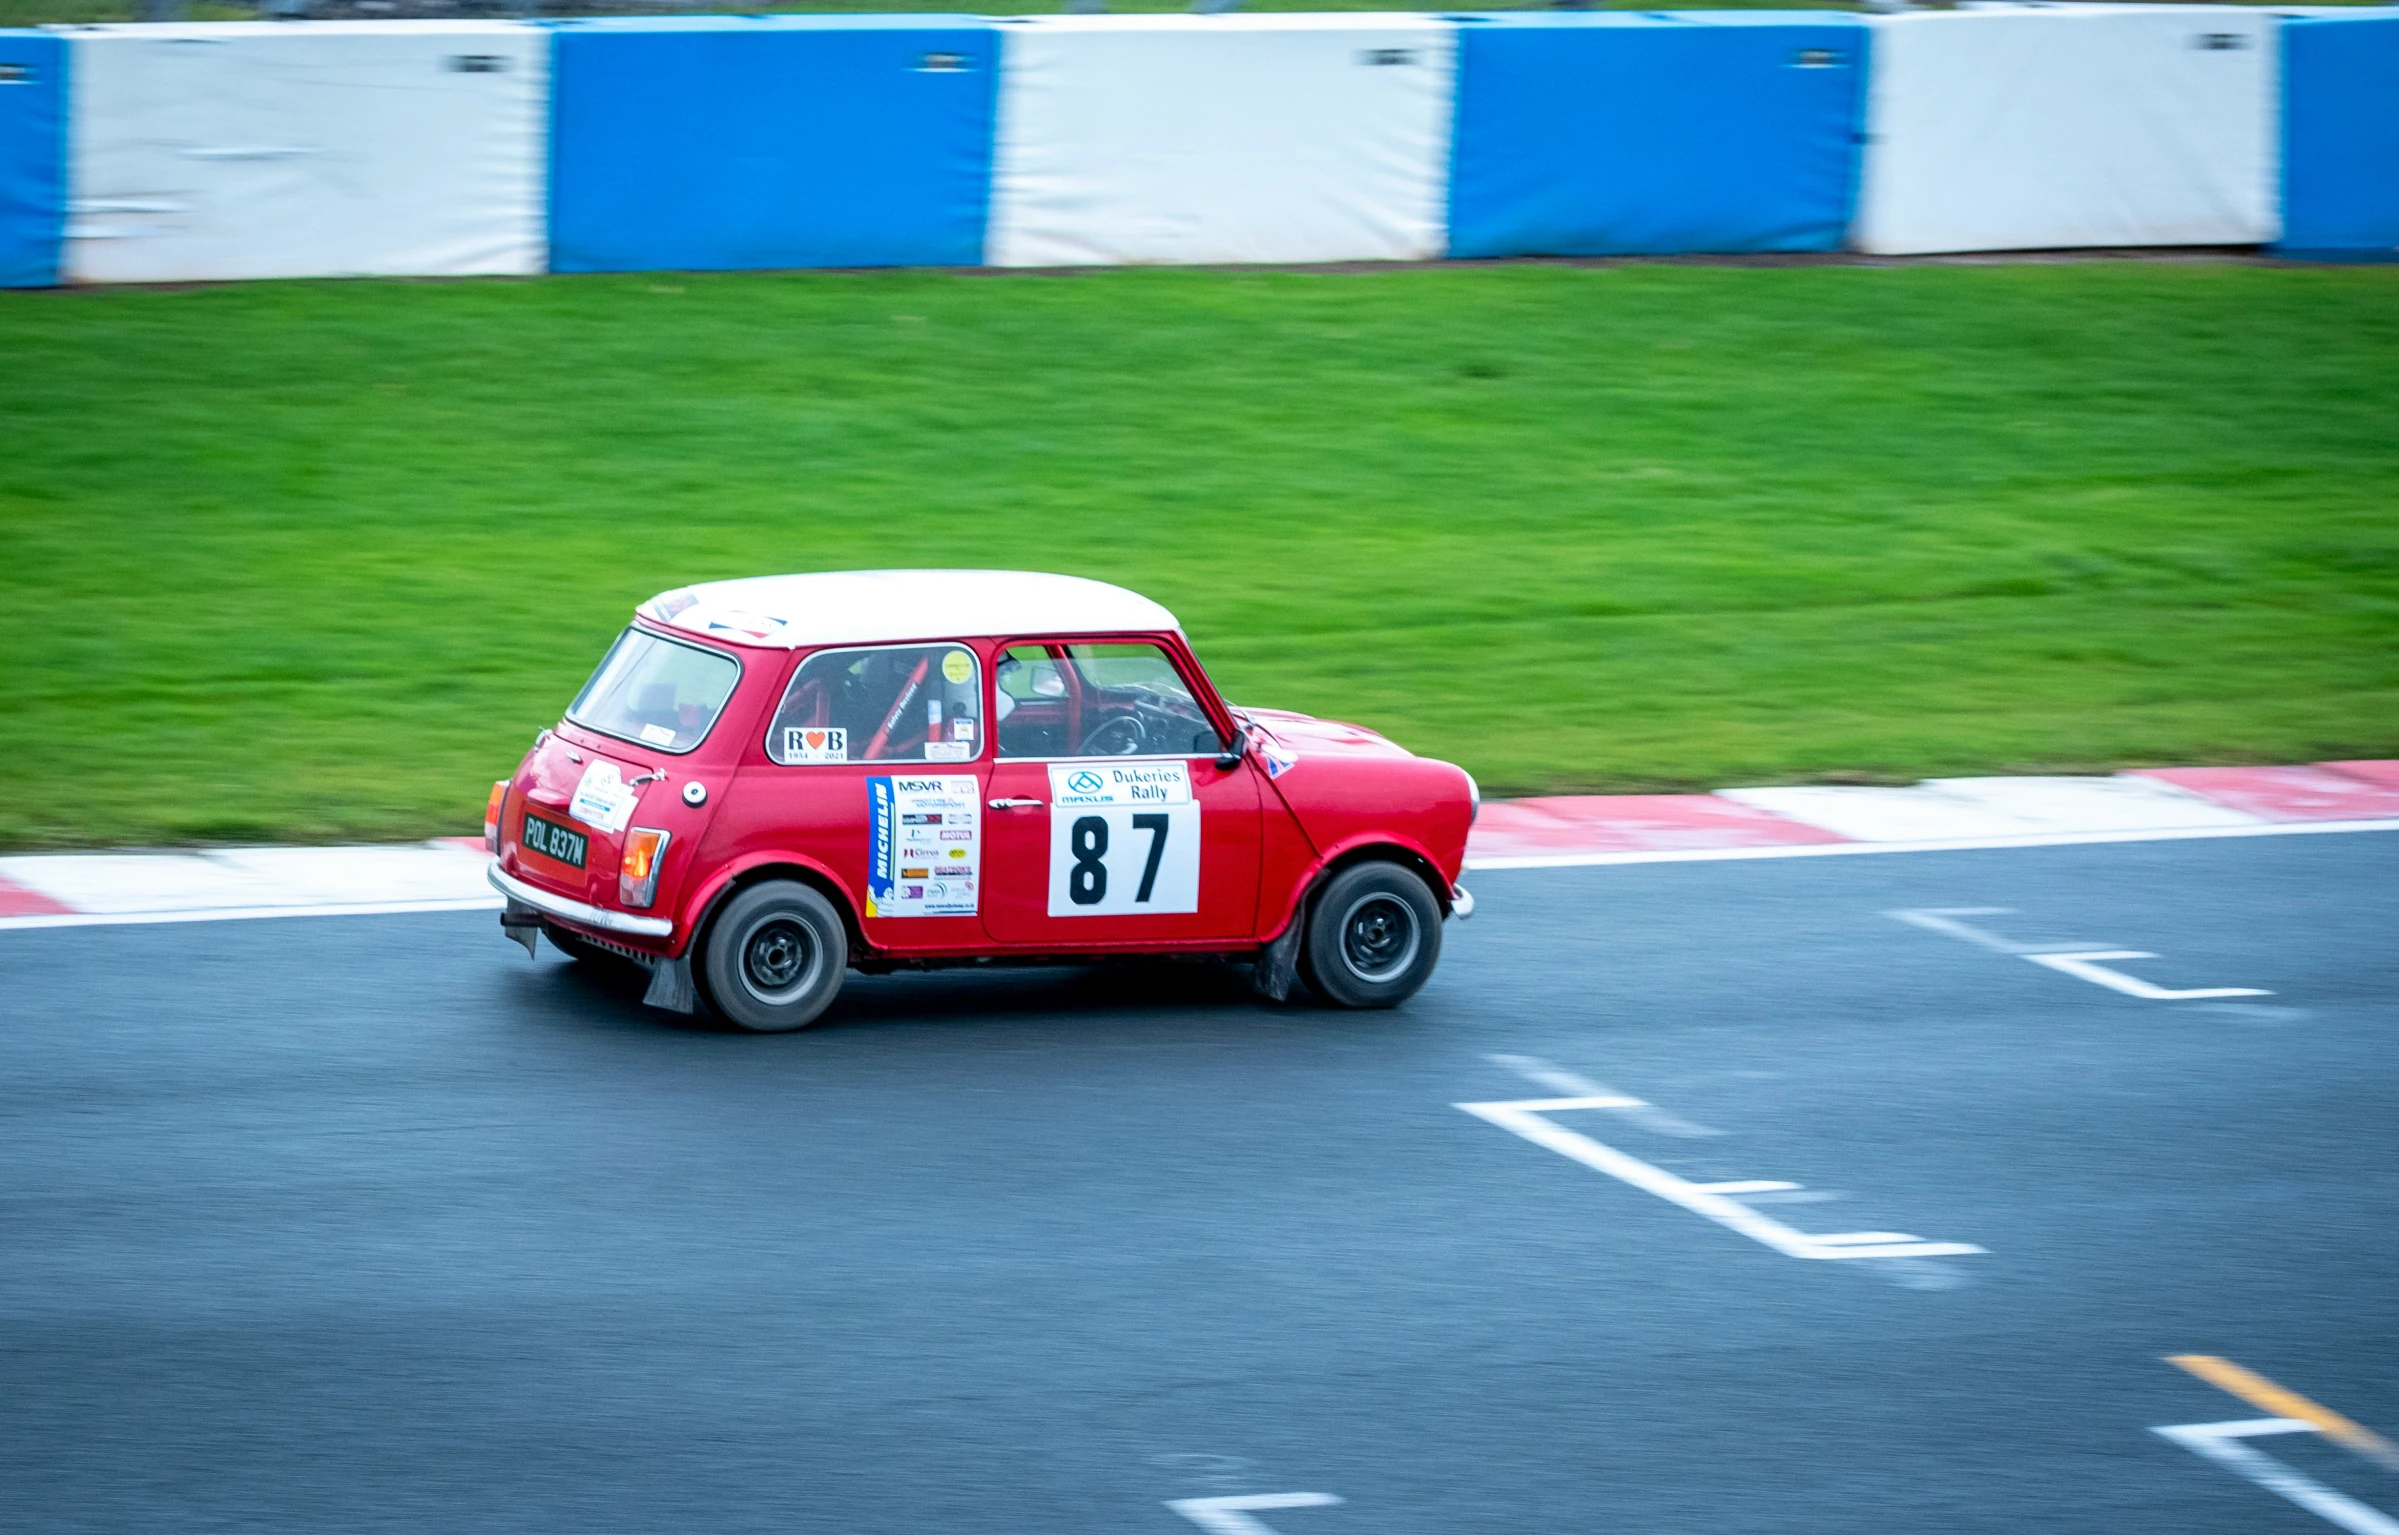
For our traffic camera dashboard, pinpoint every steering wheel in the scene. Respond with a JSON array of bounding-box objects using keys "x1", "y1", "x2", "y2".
[{"x1": 1078, "y1": 714, "x2": 1149, "y2": 757}]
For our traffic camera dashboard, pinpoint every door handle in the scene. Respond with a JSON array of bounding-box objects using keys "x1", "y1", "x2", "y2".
[{"x1": 987, "y1": 797, "x2": 1045, "y2": 810}]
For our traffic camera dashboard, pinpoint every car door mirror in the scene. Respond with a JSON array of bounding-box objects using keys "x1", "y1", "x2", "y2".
[{"x1": 1213, "y1": 734, "x2": 1247, "y2": 772}]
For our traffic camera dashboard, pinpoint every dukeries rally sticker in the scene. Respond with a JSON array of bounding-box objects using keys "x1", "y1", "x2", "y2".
[
  {"x1": 866, "y1": 775, "x2": 980, "y2": 918},
  {"x1": 1043, "y1": 760, "x2": 1200, "y2": 917}
]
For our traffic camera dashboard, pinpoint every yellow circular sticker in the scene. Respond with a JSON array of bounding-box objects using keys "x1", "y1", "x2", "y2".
[{"x1": 941, "y1": 650, "x2": 973, "y2": 686}]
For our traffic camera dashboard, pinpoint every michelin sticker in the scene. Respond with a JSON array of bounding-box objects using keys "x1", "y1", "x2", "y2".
[
  {"x1": 1045, "y1": 761, "x2": 1199, "y2": 917},
  {"x1": 784, "y1": 726, "x2": 848, "y2": 763},
  {"x1": 568, "y1": 760, "x2": 641, "y2": 834},
  {"x1": 867, "y1": 775, "x2": 980, "y2": 918}
]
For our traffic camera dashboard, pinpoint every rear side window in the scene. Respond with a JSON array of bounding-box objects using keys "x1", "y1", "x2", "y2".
[
  {"x1": 566, "y1": 628, "x2": 741, "y2": 754},
  {"x1": 767, "y1": 644, "x2": 982, "y2": 765}
]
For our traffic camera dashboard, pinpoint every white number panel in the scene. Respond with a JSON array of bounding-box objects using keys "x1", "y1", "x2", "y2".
[{"x1": 1046, "y1": 761, "x2": 1201, "y2": 917}]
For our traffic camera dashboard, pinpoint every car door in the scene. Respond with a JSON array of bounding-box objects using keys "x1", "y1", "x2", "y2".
[{"x1": 979, "y1": 638, "x2": 1261, "y2": 947}]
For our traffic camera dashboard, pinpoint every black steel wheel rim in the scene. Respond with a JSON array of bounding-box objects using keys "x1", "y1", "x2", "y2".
[
  {"x1": 1338, "y1": 893, "x2": 1419, "y2": 984},
  {"x1": 740, "y1": 917, "x2": 816, "y2": 1002}
]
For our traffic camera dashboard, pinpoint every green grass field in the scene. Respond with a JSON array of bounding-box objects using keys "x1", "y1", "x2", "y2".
[{"x1": 3, "y1": 259, "x2": 2396, "y2": 850}]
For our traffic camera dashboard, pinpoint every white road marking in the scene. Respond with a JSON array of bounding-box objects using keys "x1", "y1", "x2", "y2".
[
  {"x1": 1889, "y1": 909, "x2": 2271, "y2": 1000},
  {"x1": 1886, "y1": 907, "x2": 2098, "y2": 955},
  {"x1": 1456, "y1": 1095, "x2": 1983, "y2": 1263},
  {"x1": 1721, "y1": 784, "x2": 2060, "y2": 842},
  {"x1": 2023, "y1": 951, "x2": 2271, "y2": 1001},
  {"x1": 1485, "y1": 1054, "x2": 1621, "y2": 1098},
  {"x1": 1464, "y1": 816, "x2": 2399, "y2": 871},
  {"x1": 1920, "y1": 775, "x2": 2264, "y2": 832},
  {"x1": 0, "y1": 896, "x2": 504, "y2": 933},
  {"x1": 1167, "y1": 1493, "x2": 1344, "y2": 1535},
  {"x1": 1486, "y1": 1054, "x2": 1720, "y2": 1138},
  {"x1": 2155, "y1": 1420, "x2": 2399, "y2": 1535},
  {"x1": 1689, "y1": 1180, "x2": 1803, "y2": 1194}
]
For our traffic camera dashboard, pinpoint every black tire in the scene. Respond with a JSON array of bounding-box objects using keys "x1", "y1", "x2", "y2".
[
  {"x1": 700, "y1": 880, "x2": 849, "y2": 1033},
  {"x1": 1298, "y1": 861, "x2": 1443, "y2": 1009}
]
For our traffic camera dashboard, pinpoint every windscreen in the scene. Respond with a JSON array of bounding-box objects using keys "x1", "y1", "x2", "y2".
[{"x1": 566, "y1": 628, "x2": 741, "y2": 755}]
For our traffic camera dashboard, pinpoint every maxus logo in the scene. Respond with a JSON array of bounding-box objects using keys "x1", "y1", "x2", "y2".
[{"x1": 1068, "y1": 770, "x2": 1105, "y2": 796}]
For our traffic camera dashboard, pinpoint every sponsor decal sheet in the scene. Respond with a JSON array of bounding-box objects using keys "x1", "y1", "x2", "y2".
[{"x1": 866, "y1": 775, "x2": 981, "y2": 918}]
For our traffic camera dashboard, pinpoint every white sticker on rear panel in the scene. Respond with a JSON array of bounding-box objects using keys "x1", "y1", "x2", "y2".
[
  {"x1": 867, "y1": 774, "x2": 980, "y2": 918},
  {"x1": 568, "y1": 760, "x2": 640, "y2": 834},
  {"x1": 1046, "y1": 761, "x2": 1199, "y2": 916}
]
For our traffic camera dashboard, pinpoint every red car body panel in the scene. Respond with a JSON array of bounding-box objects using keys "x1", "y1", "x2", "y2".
[{"x1": 495, "y1": 581, "x2": 1474, "y2": 978}]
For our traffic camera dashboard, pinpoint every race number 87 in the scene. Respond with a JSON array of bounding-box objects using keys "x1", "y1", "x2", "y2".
[
  {"x1": 1048, "y1": 803, "x2": 1201, "y2": 917},
  {"x1": 1069, "y1": 813, "x2": 1169, "y2": 905}
]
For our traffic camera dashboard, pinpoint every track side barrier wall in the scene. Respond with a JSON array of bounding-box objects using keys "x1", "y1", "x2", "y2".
[
  {"x1": 0, "y1": 31, "x2": 66, "y2": 288},
  {"x1": 6, "y1": 10, "x2": 2398, "y2": 287},
  {"x1": 2278, "y1": 11, "x2": 2399, "y2": 260},
  {"x1": 63, "y1": 20, "x2": 545, "y2": 284},
  {"x1": 986, "y1": 13, "x2": 1454, "y2": 268},
  {"x1": 1854, "y1": 5, "x2": 2278, "y2": 256},
  {"x1": 1447, "y1": 11, "x2": 1866, "y2": 259},
  {"x1": 549, "y1": 16, "x2": 998, "y2": 274}
]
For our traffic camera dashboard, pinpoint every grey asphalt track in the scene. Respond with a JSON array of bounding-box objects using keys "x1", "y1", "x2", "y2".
[{"x1": 3, "y1": 832, "x2": 2394, "y2": 1534}]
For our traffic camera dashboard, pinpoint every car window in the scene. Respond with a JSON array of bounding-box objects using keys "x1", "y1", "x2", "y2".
[
  {"x1": 566, "y1": 628, "x2": 741, "y2": 755},
  {"x1": 767, "y1": 644, "x2": 982, "y2": 765},
  {"x1": 996, "y1": 641, "x2": 1224, "y2": 759}
]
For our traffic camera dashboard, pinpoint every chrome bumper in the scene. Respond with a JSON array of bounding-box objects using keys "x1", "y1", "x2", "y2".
[
  {"x1": 1450, "y1": 883, "x2": 1475, "y2": 920},
  {"x1": 487, "y1": 863, "x2": 673, "y2": 938}
]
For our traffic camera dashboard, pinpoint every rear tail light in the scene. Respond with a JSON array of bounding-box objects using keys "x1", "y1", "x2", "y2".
[
  {"x1": 619, "y1": 828, "x2": 671, "y2": 909},
  {"x1": 484, "y1": 780, "x2": 509, "y2": 854}
]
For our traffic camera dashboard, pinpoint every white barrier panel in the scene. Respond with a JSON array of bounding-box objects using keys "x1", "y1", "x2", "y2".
[
  {"x1": 1854, "y1": 6, "x2": 2276, "y2": 255},
  {"x1": 987, "y1": 14, "x2": 1454, "y2": 268},
  {"x1": 66, "y1": 21, "x2": 545, "y2": 283}
]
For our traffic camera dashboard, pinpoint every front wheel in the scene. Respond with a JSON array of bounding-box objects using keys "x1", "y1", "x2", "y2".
[
  {"x1": 701, "y1": 880, "x2": 848, "y2": 1033},
  {"x1": 1299, "y1": 862, "x2": 1443, "y2": 1009}
]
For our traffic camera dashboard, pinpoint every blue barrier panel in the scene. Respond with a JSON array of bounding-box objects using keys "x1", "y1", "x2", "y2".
[
  {"x1": 0, "y1": 31, "x2": 66, "y2": 288},
  {"x1": 550, "y1": 16, "x2": 999, "y2": 274},
  {"x1": 2280, "y1": 12, "x2": 2399, "y2": 261},
  {"x1": 1447, "y1": 11, "x2": 1866, "y2": 259}
]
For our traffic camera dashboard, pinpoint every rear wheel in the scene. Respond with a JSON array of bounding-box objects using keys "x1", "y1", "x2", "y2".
[
  {"x1": 701, "y1": 881, "x2": 848, "y2": 1033},
  {"x1": 1298, "y1": 861, "x2": 1443, "y2": 1009}
]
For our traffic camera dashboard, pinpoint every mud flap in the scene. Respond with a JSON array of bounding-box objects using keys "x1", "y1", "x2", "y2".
[
  {"x1": 642, "y1": 951, "x2": 699, "y2": 1015},
  {"x1": 1251, "y1": 910, "x2": 1306, "y2": 1003},
  {"x1": 500, "y1": 901, "x2": 541, "y2": 959}
]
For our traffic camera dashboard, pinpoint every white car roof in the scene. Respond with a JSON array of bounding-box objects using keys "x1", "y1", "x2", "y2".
[{"x1": 637, "y1": 570, "x2": 1181, "y2": 650}]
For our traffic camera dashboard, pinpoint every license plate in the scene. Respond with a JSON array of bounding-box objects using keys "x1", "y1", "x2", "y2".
[{"x1": 522, "y1": 812, "x2": 588, "y2": 869}]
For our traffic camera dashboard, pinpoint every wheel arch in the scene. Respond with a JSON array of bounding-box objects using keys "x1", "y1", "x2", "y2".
[
  {"x1": 1266, "y1": 837, "x2": 1455, "y2": 944},
  {"x1": 679, "y1": 854, "x2": 867, "y2": 967}
]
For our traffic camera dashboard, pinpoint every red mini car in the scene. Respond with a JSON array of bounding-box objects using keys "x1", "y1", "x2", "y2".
[{"x1": 486, "y1": 571, "x2": 1477, "y2": 1032}]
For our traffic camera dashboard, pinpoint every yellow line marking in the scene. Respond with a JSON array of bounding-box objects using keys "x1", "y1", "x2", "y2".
[{"x1": 2170, "y1": 1355, "x2": 2399, "y2": 1474}]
